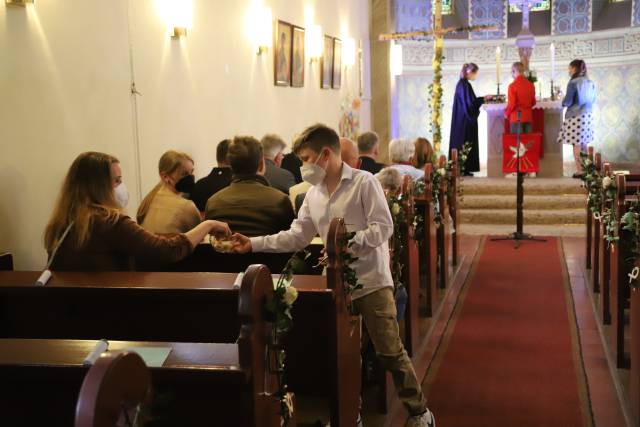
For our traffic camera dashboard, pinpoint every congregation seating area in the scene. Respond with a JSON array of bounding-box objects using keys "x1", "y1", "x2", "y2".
[
  {"x1": 0, "y1": 150, "x2": 466, "y2": 426},
  {"x1": 581, "y1": 146, "x2": 640, "y2": 425}
]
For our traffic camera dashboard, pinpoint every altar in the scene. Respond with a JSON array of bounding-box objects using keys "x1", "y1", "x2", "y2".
[{"x1": 481, "y1": 100, "x2": 564, "y2": 177}]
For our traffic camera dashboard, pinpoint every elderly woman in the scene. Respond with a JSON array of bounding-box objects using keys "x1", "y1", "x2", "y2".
[
  {"x1": 385, "y1": 138, "x2": 424, "y2": 181},
  {"x1": 377, "y1": 167, "x2": 403, "y2": 196}
]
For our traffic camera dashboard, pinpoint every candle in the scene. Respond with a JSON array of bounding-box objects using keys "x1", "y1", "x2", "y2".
[
  {"x1": 550, "y1": 42, "x2": 556, "y2": 81},
  {"x1": 496, "y1": 46, "x2": 501, "y2": 85}
]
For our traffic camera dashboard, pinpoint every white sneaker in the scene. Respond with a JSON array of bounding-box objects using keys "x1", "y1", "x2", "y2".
[{"x1": 406, "y1": 409, "x2": 436, "y2": 427}]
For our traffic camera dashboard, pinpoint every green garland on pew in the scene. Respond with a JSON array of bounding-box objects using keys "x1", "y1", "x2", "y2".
[
  {"x1": 268, "y1": 250, "x2": 309, "y2": 425},
  {"x1": 578, "y1": 152, "x2": 603, "y2": 214},
  {"x1": 412, "y1": 142, "x2": 472, "y2": 236},
  {"x1": 341, "y1": 232, "x2": 364, "y2": 314},
  {"x1": 578, "y1": 152, "x2": 618, "y2": 246},
  {"x1": 388, "y1": 194, "x2": 408, "y2": 294},
  {"x1": 621, "y1": 194, "x2": 640, "y2": 289}
]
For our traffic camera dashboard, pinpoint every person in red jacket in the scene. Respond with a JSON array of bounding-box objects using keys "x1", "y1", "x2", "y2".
[{"x1": 504, "y1": 62, "x2": 536, "y2": 134}]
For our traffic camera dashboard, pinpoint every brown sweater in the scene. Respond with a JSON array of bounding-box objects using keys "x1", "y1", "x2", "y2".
[{"x1": 49, "y1": 214, "x2": 193, "y2": 271}]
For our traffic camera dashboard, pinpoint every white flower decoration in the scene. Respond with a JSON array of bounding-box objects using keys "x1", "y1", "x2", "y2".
[
  {"x1": 602, "y1": 176, "x2": 612, "y2": 189},
  {"x1": 391, "y1": 203, "x2": 401, "y2": 216},
  {"x1": 283, "y1": 285, "x2": 298, "y2": 306},
  {"x1": 438, "y1": 168, "x2": 446, "y2": 176}
]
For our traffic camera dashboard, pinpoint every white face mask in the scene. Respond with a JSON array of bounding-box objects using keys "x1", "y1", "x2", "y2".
[
  {"x1": 114, "y1": 182, "x2": 129, "y2": 208},
  {"x1": 300, "y1": 150, "x2": 327, "y2": 186}
]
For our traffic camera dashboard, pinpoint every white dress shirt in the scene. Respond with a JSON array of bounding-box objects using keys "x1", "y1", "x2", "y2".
[
  {"x1": 386, "y1": 164, "x2": 425, "y2": 181},
  {"x1": 250, "y1": 163, "x2": 394, "y2": 300}
]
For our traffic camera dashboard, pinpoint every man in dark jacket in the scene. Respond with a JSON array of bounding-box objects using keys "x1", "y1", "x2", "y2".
[
  {"x1": 205, "y1": 136, "x2": 295, "y2": 237},
  {"x1": 357, "y1": 131, "x2": 385, "y2": 175},
  {"x1": 191, "y1": 139, "x2": 233, "y2": 212},
  {"x1": 261, "y1": 134, "x2": 296, "y2": 194}
]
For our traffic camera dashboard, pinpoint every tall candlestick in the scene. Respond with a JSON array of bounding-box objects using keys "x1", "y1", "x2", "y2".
[
  {"x1": 496, "y1": 46, "x2": 501, "y2": 85},
  {"x1": 550, "y1": 42, "x2": 556, "y2": 81}
]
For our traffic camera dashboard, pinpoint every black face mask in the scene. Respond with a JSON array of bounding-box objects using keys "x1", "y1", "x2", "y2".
[{"x1": 175, "y1": 174, "x2": 195, "y2": 194}]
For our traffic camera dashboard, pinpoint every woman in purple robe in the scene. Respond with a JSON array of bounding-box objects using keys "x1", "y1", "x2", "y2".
[{"x1": 449, "y1": 63, "x2": 491, "y2": 176}]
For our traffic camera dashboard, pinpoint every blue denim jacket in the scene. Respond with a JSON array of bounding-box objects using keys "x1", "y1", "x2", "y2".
[{"x1": 562, "y1": 76, "x2": 596, "y2": 118}]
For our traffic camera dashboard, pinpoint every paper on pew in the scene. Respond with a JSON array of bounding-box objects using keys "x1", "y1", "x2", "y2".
[
  {"x1": 310, "y1": 236, "x2": 323, "y2": 245},
  {"x1": 125, "y1": 347, "x2": 172, "y2": 368},
  {"x1": 233, "y1": 272, "x2": 292, "y2": 289},
  {"x1": 614, "y1": 170, "x2": 630, "y2": 175}
]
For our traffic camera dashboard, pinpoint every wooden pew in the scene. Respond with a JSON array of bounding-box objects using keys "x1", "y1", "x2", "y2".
[
  {"x1": 75, "y1": 352, "x2": 152, "y2": 427},
  {"x1": 0, "y1": 219, "x2": 360, "y2": 426},
  {"x1": 436, "y1": 155, "x2": 451, "y2": 289},
  {"x1": 610, "y1": 174, "x2": 632, "y2": 369},
  {"x1": 0, "y1": 252, "x2": 13, "y2": 271},
  {"x1": 448, "y1": 148, "x2": 460, "y2": 267},
  {"x1": 585, "y1": 146, "x2": 595, "y2": 270},
  {"x1": 591, "y1": 155, "x2": 604, "y2": 294},
  {"x1": 0, "y1": 265, "x2": 284, "y2": 427},
  {"x1": 632, "y1": 283, "x2": 640, "y2": 427},
  {"x1": 400, "y1": 175, "x2": 420, "y2": 356},
  {"x1": 414, "y1": 164, "x2": 438, "y2": 317},
  {"x1": 139, "y1": 244, "x2": 294, "y2": 274}
]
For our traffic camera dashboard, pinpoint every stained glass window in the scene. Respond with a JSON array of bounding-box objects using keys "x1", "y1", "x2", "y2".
[
  {"x1": 433, "y1": 0, "x2": 454, "y2": 15},
  {"x1": 509, "y1": 0, "x2": 550, "y2": 13}
]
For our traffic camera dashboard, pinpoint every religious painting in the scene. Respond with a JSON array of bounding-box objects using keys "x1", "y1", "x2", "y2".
[
  {"x1": 332, "y1": 38, "x2": 342, "y2": 89},
  {"x1": 321, "y1": 35, "x2": 334, "y2": 89},
  {"x1": 274, "y1": 20, "x2": 292, "y2": 86},
  {"x1": 291, "y1": 26, "x2": 305, "y2": 88}
]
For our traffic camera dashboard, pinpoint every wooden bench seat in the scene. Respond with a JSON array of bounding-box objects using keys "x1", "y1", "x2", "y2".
[
  {"x1": 0, "y1": 265, "x2": 283, "y2": 427},
  {"x1": 0, "y1": 218, "x2": 360, "y2": 426}
]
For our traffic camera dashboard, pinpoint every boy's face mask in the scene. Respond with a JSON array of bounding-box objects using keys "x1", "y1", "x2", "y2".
[{"x1": 300, "y1": 149, "x2": 328, "y2": 186}]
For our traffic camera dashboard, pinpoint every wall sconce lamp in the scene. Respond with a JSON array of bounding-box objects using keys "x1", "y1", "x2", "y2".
[
  {"x1": 157, "y1": 0, "x2": 193, "y2": 38},
  {"x1": 390, "y1": 41, "x2": 403, "y2": 76},
  {"x1": 251, "y1": 4, "x2": 272, "y2": 55},
  {"x1": 342, "y1": 37, "x2": 356, "y2": 68},
  {"x1": 307, "y1": 24, "x2": 323, "y2": 63},
  {"x1": 5, "y1": 0, "x2": 34, "y2": 6}
]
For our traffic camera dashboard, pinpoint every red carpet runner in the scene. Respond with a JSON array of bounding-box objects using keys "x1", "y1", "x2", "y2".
[{"x1": 424, "y1": 238, "x2": 592, "y2": 427}]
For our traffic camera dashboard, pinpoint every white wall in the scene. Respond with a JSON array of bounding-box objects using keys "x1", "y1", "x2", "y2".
[{"x1": 0, "y1": 0, "x2": 371, "y2": 269}]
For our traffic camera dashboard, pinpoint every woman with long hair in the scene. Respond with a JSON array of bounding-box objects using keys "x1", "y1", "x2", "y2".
[
  {"x1": 44, "y1": 152, "x2": 230, "y2": 271},
  {"x1": 557, "y1": 59, "x2": 596, "y2": 178},
  {"x1": 449, "y1": 63, "x2": 492, "y2": 176},
  {"x1": 137, "y1": 150, "x2": 201, "y2": 234},
  {"x1": 413, "y1": 137, "x2": 436, "y2": 170}
]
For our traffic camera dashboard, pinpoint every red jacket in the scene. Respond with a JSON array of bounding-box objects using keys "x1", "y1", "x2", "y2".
[{"x1": 505, "y1": 75, "x2": 536, "y2": 124}]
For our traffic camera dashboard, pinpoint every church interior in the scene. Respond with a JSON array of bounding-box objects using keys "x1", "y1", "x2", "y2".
[{"x1": 1, "y1": 0, "x2": 640, "y2": 426}]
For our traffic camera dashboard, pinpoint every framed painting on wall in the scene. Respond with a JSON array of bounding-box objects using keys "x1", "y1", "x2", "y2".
[
  {"x1": 321, "y1": 35, "x2": 334, "y2": 89},
  {"x1": 332, "y1": 38, "x2": 342, "y2": 89},
  {"x1": 274, "y1": 20, "x2": 292, "y2": 86},
  {"x1": 291, "y1": 26, "x2": 305, "y2": 88}
]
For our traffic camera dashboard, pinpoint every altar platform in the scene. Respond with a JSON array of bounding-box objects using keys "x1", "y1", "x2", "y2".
[
  {"x1": 481, "y1": 100, "x2": 564, "y2": 178},
  {"x1": 458, "y1": 177, "x2": 586, "y2": 237}
]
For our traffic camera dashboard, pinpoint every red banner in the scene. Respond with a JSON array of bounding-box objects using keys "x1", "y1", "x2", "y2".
[
  {"x1": 502, "y1": 133, "x2": 542, "y2": 173},
  {"x1": 504, "y1": 109, "x2": 545, "y2": 157}
]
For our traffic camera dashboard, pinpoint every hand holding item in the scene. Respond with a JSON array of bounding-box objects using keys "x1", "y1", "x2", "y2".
[
  {"x1": 210, "y1": 236, "x2": 234, "y2": 253},
  {"x1": 231, "y1": 233, "x2": 252, "y2": 254},
  {"x1": 208, "y1": 220, "x2": 231, "y2": 238}
]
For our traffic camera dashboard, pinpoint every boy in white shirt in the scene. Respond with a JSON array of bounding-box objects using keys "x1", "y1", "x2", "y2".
[{"x1": 231, "y1": 124, "x2": 435, "y2": 427}]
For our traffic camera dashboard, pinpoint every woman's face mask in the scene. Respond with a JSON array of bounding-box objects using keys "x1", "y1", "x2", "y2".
[
  {"x1": 114, "y1": 182, "x2": 129, "y2": 208},
  {"x1": 300, "y1": 150, "x2": 328, "y2": 186},
  {"x1": 175, "y1": 174, "x2": 195, "y2": 195}
]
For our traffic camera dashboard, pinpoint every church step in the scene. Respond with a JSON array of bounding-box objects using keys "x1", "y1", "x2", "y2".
[
  {"x1": 459, "y1": 224, "x2": 586, "y2": 237},
  {"x1": 460, "y1": 194, "x2": 586, "y2": 210},
  {"x1": 460, "y1": 208, "x2": 586, "y2": 225},
  {"x1": 462, "y1": 177, "x2": 585, "y2": 196}
]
